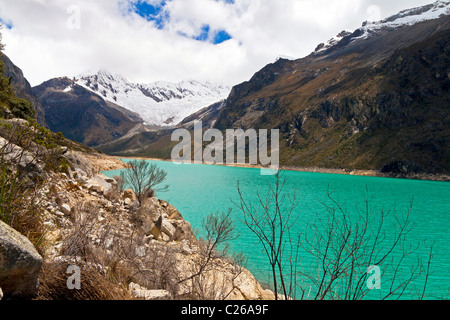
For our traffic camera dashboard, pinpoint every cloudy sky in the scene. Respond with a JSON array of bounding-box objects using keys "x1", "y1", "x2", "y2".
[{"x1": 0, "y1": 0, "x2": 435, "y2": 87}]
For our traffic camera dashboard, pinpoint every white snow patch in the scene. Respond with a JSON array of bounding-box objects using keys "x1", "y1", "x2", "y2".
[
  {"x1": 357, "y1": 1, "x2": 450, "y2": 39},
  {"x1": 75, "y1": 70, "x2": 230, "y2": 127},
  {"x1": 315, "y1": 1, "x2": 450, "y2": 53}
]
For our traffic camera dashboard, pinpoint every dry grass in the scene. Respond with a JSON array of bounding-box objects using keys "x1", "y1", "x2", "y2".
[{"x1": 36, "y1": 261, "x2": 132, "y2": 300}]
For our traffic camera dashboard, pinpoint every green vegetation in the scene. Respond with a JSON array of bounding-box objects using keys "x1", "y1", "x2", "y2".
[
  {"x1": 0, "y1": 27, "x2": 70, "y2": 251},
  {"x1": 0, "y1": 26, "x2": 35, "y2": 120}
]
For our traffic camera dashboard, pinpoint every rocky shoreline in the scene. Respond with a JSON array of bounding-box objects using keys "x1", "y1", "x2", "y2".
[
  {"x1": 116, "y1": 156, "x2": 450, "y2": 182},
  {"x1": 0, "y1": 145, "x2": 275, "y2": 300}
]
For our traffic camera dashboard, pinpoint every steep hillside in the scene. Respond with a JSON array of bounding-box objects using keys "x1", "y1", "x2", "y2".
[
  {"x1": 97, "y1": 99, "x2": 228, "y2": 158},
  {"x1": 1, "y1": 54, "x2": 46, "y2": 126},
  {"x1": 32, "y1": 77, "x2": 141, "y2": 147},
  {"x1": 180, "y1": 99, "x2": 227, "y2": 130},
  {"x1": 213, "y1": 6, "x2": 450, "y2": 174}
]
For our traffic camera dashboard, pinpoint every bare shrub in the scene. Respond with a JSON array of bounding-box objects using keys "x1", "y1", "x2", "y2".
[
  {"x1": 235, "y1": 172, "x2": 434, "y2": 300},
  {"x1": 113, "y1": 175, "x2": 125, "y2": 193},
  {"x1": 178, "y1": 211, "x2": 245, "y2": 300},
  {"x1": 120, "y1": 160, "x2": 168, "y2": 204},
  {"x1": 60, "y1": 202, "x2": 99, "y2": 259},
  {"x1": 235, "y1": 171, "x2": 299, "y2": 300},
  {"x1": 109, "y1": 231, "x2": 180, "y2": 298},
  {"x1": 300, "y1": 188, "x2": 434, "y2": 300}
]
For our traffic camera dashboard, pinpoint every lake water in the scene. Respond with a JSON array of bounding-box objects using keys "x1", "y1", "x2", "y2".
[{"x1": 104, "y1": 160, "x2": 450, "y2": 300}]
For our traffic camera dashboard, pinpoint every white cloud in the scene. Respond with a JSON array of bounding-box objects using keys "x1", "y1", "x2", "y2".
[{"x1": 0, "y1": 0, "x2": 436, "y2": 87}]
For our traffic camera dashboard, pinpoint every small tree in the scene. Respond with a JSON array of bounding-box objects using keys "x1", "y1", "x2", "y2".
[
  {"x1": 178, "y1": 210, "x2": 244, "y2": 300},
  {"x1": 300, "y1": 188, "x2": 434, "y2": 300},
  {"x1": 235, "y1": 171, "x2": 300, "y2": 300},
  {"x1": 120, "y1": 160, "x2": 169, "y2": 204}
]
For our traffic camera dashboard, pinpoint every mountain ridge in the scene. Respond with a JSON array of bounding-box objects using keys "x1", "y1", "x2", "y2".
[
  {"x1": 75, "y1": 70, "x2": 230, "y2": 127},
  {"x1": 32, "y1": 77, "x2": 141, "y2": 147},
  {"x1": 213, "y1": 12, "x2": 449, "y2": 174}
]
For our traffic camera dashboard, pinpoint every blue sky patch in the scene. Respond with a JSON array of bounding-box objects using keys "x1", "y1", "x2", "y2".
[
  {"x1": 195, "y1": 25, "x2": 210, "y2": 42},
  {"x1": 128, "y1": 1, "x2": 232, "y2": 44},
  {"x1": 132, "y1": 0, "x2": 168, "y2": 29},
  {"x1": 194, "y1": 24, "x2": 232, "y2": 44},
  {"x1": 0, "y1": 17, "x2": 13, "y2": 29},
  {"x1": 213, "y1": 30, "x2": 232, "y2": 44}
]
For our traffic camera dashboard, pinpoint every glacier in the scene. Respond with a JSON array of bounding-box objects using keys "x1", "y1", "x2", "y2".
[{"x1": 76, "y1": 70, "x2": 230, "y2": 127}]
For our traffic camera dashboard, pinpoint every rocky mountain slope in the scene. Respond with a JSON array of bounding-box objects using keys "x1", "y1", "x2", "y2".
[
  {"x1": 1, "y1": 54, "x2": 46, "y2": 126},
  {"x1": 32, "y1": 77, "x2": 143, "y2": 147},
  {"x1": 97, "y1": 99, "x2": 228, "y2": 158},
  {"x1": 211, "y1": 1, "x2": 450, "y2": 175},
  {"x1": 76, "y1": 71, "x2": 230, "y2": 127}
]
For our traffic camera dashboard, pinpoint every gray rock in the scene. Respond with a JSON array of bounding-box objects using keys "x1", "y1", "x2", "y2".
[
  {"x1": 55, "y1": 211, "x2": 65, "y2": 217},
  {"x1": 60, "y1": 204, "x2": 71, "y2": 216},
  {"x1": 0, "y1": 220, "x2": 43, "y2": 299},
  {"x1": 171, "y1": 220, "x2": 195, "y2": 242},
  {"x1": 86, "y1": 174, "x2": 116, "y2": 194},
  {"x1": 0, "y1": 137, "x2": 42, "y2": 173},
  {"x1": 139, "y1": 197, "x2": 163, "y2": 223},
  {"x1": 160, "y1": 200, "x2": 183, "y2": 220},
  {"x1": 64, "y1": 151, "x2": 96, "y2": 178},
  {"x1": 161, "y1": 220, "x2": 176, "y2": 240},
  {"x1": 129, "y1": 282, "x2": 171, "y2": 300}
]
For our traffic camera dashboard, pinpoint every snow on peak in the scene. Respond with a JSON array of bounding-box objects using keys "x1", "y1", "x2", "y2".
[
  {"x1": 75, "y1": 71, "x2": 230, "y2": 127},
  {"x1": 356, "y1": 1, "x2": 449, "y2": 39},
  {"x1": 314, "y1": 30, "x2": 353, "y2": 54},
  {"x1": 315, "y1": 1, "x2": 449, "y2": 54}
]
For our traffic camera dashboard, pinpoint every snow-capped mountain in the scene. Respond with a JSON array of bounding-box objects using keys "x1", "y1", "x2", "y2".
[
  {"x1": 314, "y1": 30, "x2": 353, "y2": 54},
  {"x1": 75, "y1": 70, "x2": 230, "y2": 127},
  {"x1": 357, "y1": 0, "x2": 449, "y2": 37},
  {"x1": 315, "y1": 0, "x2": 449, "y2": 54}
]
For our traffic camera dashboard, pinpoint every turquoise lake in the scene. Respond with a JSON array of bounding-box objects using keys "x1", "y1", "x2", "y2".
[{"x1": 104, "y1": 159, "x2": 450, "y2": 300}]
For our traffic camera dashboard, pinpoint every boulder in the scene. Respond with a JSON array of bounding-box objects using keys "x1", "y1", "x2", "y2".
[
  {"x1": 0, "y1": 220, "x2": 43, "y2": 299},
  {"x1": 86, "y1": 174, "x2": 116, "y2": 194},
  {"x1": 64, "y1": 151, "x2": 96, "y2": 178},
  {"x1": 230, "y1": 268, "x2": 276, "y2": 300},
  {"x1": 129, "y1": 282, "x2": 172, "y2": 300},
  {"x1": 170, "y1": 220, "x2": 196, "y2": 242},
  {"x1": 139, "y1": 197, "x2": 164, "y2": 223},
  {"x1": 160, "y1": 220, "x2": 176, "y2": 240},
  {"x1": 131, "y1": 209, "x2": 156, "y2": 238},
  {"x1": 0, "y1": 137, "x2": 42, "y2": 173},
  {"x1": 60, "y1": 204, "x2": 71, "y2": 216},
  {"x1": 160, "y1": 200, "x2": 183, "y2": 220}
]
